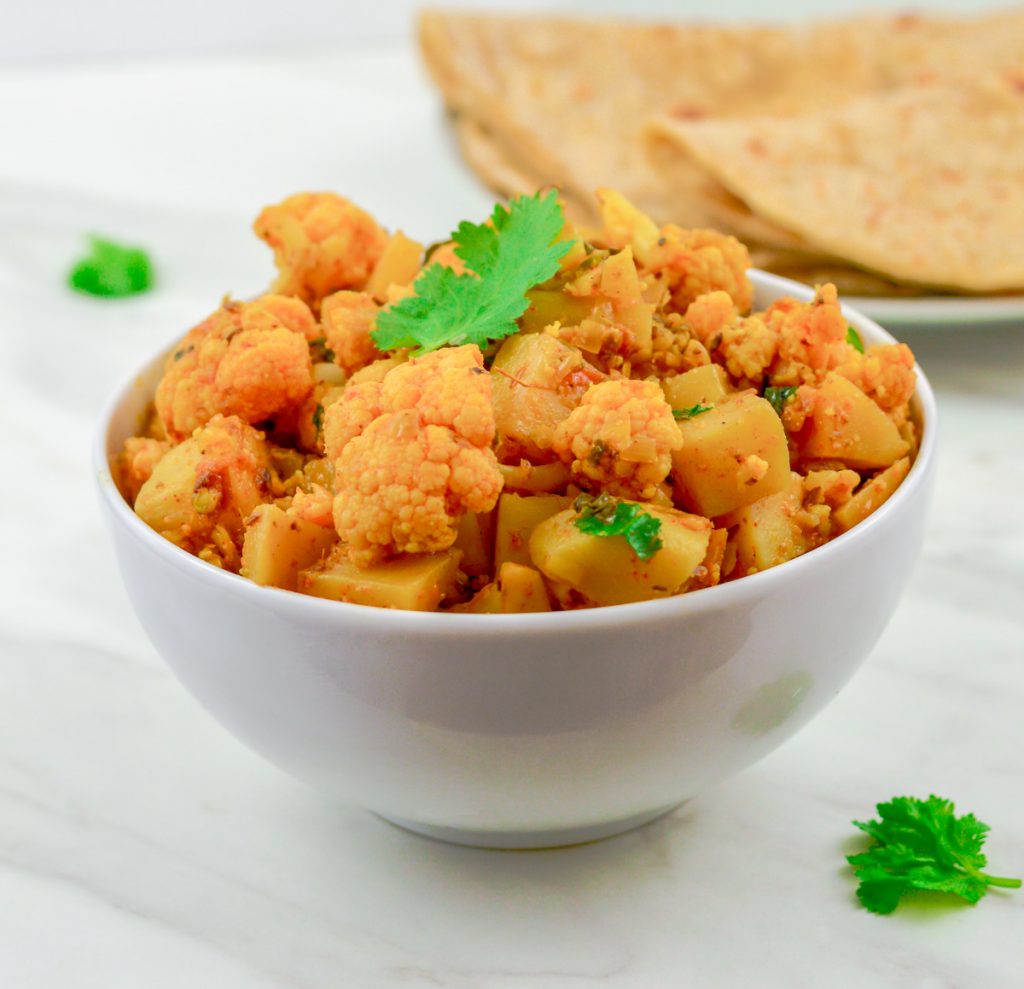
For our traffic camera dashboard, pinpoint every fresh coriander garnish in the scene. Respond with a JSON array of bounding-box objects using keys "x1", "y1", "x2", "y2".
[
  {"x1": 310, "y1": 337, "x2": 337, "y2": 364},
  {"x1": 673, "y1": 403, "x2": 713, "y2": 420},
  {"x1": 573, "y1": 493, "x2": 663, "y2": 560},
  {"x1": 847, "y1": 795, "x2": 1021, "y2": 915},
  {"x1": 847, "y1": 325, "x2": 865, "y2": 353},
  {"x1": 371, "y1": 191, "x2": 572, "y2": 355},
  {"x1": 763, "y1": 385, "x2": 798, "y2": 417},
  {"x1": 68, "y1": 235, "x2": 153, "y2": 298},
  {"x1": 312, "y1": 403, "x2": 325, "y2": 434}
]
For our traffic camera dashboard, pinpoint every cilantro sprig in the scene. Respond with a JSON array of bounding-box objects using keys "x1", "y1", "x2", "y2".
[
  {"x1": 672, "y1": 403, "x2": 713, "y2": 420},
  {"x1": 848, "y1": 795, "x2": 1021, "y2": 915},
  {"x1": 573, "y1": 493, "x2": 663, "y2": 560},
  {"x1": 68, "y1": 236, "x2": 154, "y2": 298},
  {"x1": 847, "y1": 325, "x2": 865, "y2": 353},
  {"x1": 371, "y1": 192, "x2": 571, "y2": 355},
  {"x1": 763, "y1": 385, "x2": 797, "y2": 417}
]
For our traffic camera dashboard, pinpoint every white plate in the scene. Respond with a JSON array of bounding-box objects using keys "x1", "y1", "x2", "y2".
[{"x1": 845, "y1": 294, "x2": 1024, "y2": 330}]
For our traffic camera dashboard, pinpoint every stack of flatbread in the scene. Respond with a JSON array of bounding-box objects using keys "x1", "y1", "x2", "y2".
[{"x1": 420, "y1": 9, "x2": 1024, "y2": 296}]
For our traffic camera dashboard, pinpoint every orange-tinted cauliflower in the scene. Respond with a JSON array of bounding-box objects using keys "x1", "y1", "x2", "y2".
[
  {"x1": 836, "y1": 342, "x2": 917, "y2": 414},
  {"x1": 155, "y1": 295, "x2": 316, "y2": 442},
  {"x1": 134, "y1": 415, "x2": 272, "y2": 570},
  {"x1": 553, "y1": 378, "x2": 682, "y2": 500},
  {"x1": 595, "y1": 188, "x2": 753, "y2": 314},
  {"x1": 253, "y1": 192, "x2": 389, "y2": 310},
  {"x1": 326, "y1": 345, "x2": 502, "y2": 565},
  {"x1": 764, "y1": 283, "x2": 849, "y2": 383},
  {"x1": 685, "y1": 291, "x2": 777, "y2": 386},
  {"x1": 319, "y1": 290, "x2": 382, "y2": 375},
  {"x1": 288, "y1": 485, "x2": 334, "y2": 528}
]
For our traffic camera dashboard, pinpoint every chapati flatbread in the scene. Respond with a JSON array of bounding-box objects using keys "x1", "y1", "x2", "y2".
[
  {"x1": 650, "y1": 75, "x2": 1024, "y2": 292},
  {"x1": 420, "y1": 8, "x2": 1024, "y2": 293}
]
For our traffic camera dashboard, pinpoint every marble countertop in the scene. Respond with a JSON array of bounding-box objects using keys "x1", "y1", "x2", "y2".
[{"x1": 2, "y1": 39, "x2": 1023, "y2": 989}]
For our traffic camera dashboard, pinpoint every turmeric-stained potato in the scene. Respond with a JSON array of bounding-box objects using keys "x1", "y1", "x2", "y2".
[
  {"x1": 299, "y1": 546, "x2": 462, "y2": 611},
  {"x1": 453, "y1": 511, "x2": 495, "y2": 577},
  {"x1": 365, "y1": 231, "x2": 424, "y2": 301},
  {"x1": 491, "y1": 333, "x2": 600, "y2": 460},
  {"x1": 833, "y1": 458, "x2": 910, "y2": 534},
  {"x1": 672, "y1": 392, "x2": 790, "y2": 519},
  {"x1": 729, "y1": 473, "x2": 810, "y2": 575},
  {"x1": 497, "y1": 460, "x2": 573, "y2": 495},
  {"x1": 794, "y1": 373, "x2": 909, "y2": 471},
  {"x1": 529, "y1": 504, "x2": 712, "y2": 606},
  {"x1": 661, "y1": 364, "x2": 730, "y2": 412},
  {"x1": 241, "y1": 504, "x2": 337, "y2": 591},
  {"x1": 496, "y1": 563, "x2": 552, "y2": 613},
  {"x1": 495, "y1": 492, "x2": 572, "y2": 568},
  {"x1": 134, "y1": 415, "x2": 271, "y2": 570}
]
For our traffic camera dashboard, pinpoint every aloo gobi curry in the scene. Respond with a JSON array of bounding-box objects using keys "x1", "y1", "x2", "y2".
[{"x1": 114, "y1": 189, "x2": 917, "y2": 612}]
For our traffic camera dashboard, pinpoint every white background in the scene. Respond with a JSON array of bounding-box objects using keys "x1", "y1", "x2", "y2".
[{"x1": 2, "y1": 0, "x2": 1003, "y2": 60}]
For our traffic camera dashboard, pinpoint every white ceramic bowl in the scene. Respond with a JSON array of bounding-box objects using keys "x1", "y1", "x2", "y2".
[{"x1": 95, "y1": 271, "x2": 937, "y2": 848}]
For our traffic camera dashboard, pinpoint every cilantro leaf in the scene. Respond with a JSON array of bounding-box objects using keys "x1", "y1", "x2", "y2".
[
  {"x1": 69, "y1": 236, "x2": 153, "y2": 298},
  {"x1": 371, "y1": 192, "x2": 571, "y2": 354},
  {"x1": 847, "y1": 795, "x2": 1021, "y2": 915},
  {"x1": 847, "y1": 325, "x2": 865, "y2": 353},
  {"x1": 312, "y1": 403, "x2": 325, "y2": 435},
  {"x1": 573, "y1": 493, "x2": 663, "y2": 560},
  {"x1": 763, "y1": 385, "x2": 797, "y2": 416},
  {"x1": 673, "y1": 403, "x2": 713, "y2": 420}
]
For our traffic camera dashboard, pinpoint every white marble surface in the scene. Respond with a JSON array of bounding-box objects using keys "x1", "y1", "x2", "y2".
[{"x1": 2, "y1": 36, "x2": 1024, "y2": 989}]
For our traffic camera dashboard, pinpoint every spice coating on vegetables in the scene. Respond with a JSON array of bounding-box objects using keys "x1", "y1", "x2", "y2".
[{"x1": 115, "y1": 189, "x2": 919, "y2": 611}]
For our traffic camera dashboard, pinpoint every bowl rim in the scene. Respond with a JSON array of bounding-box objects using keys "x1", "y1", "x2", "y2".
[{"x1": 94, "y1": 269, "x2": 938, "y2": 636}]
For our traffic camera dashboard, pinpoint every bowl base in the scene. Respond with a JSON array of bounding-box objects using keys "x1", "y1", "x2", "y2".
[{"x1": 375, "y1": 802, "x2": 683, "y2": 849}]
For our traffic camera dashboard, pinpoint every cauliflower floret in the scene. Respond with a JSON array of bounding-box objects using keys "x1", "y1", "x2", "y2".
[
  {"x1": 553, "y1": 378, "x2": 682, "y2": 500},
  {"x1": 685, "y1": 291, "x2": 777, "y2": 386},
  {"x1": 836, "y1": 342, "x2": 916, "y2": 414},
  {"x1": 320, "y1": 290, "x2": 382, "y2": 375},
  {"x1": 764, "y1": 283, "x2": 849, "y2": 383},
  {"x1": 594, "y1": 188, "x2": 752, "y2": 314},
  {"x1": 288, "y1": 484, "x2": 334, "y2": 528},
  {"x1": 253, "y1": 192, "x2": 389, "y2": 310},
  {"x1": 323, "y1": 381, "x2": 383, "y2": 459},
  {"x1": 134, "y1": 415, "x2": 272, "y2": 570},
  {"x1": 328, "y1": 345, "x2": 502, "y2": 565},
  {"x1": 646, "y1": 226, "x2": 753, "y2": 315},
  {"x1": 381, "y1": 347, "x2": 494, "y2": 446},
  {"x1": 115, "y1": 436, "x2": 170, "y2": 505},
  {"x1": 641, "y1": 313, "x2": 711, "y2": 378},
  {"x1": 155, "y1": 296, "x2": 315, "y2": 442}
]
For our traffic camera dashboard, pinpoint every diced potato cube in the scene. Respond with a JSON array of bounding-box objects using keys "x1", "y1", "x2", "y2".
[
  {"x1": 832, "y1": 457, "x2": 910, "y2": 534},
  {"x1": 519, "y1": 289, "x2": 597, "y2": 335},
  {"x1": 495, "y1": 492, "x2": 572, "y2": 568},
  {"x1": 497, "y1": 562, "x2": 552, "y2": 612},
  {"x1": 491, "y1": 334, "x2": 588, "y2": 458},
  {"x1": 450, "y1": 582, "x2": 503, "y2": 614},
  {"x1": 497, "y1": 460, "x2": 572, "y2": 494},
  {"x1": 453, "y1": 511, "x2": 494, "y2": 576},
  {"x1": 692, "y1": 527, "x2": 729, "y2": 588},
  {"x1": 529, "y1": 504, "x2": 712, "y2": 606},
  {"x1": 797, "y1": 373, "x2": 909, "y2": 470},
  {"x1": 672, "y1": 392, "x2": 791, "y2": 519},
  {"x1": 661, "y1": 364, "x2": 730, "y2": 412},
  {"x1": 241, "y1": 504, "x2": 338, "y2": 591},
  {"x1": 730, "y1": 473, "x2": 809, "y2": 575},
  {"x1": 365, "y1": 231, "x2": 423, "y2": 299},
  {"x1": 299, "y1": 547, "x2": 462, "y2": 611}
]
